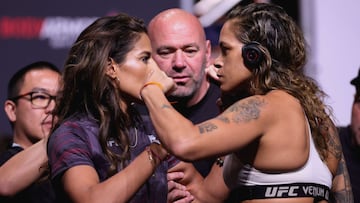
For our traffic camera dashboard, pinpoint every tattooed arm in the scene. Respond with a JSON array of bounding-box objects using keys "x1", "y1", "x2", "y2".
[
  {"x1": 327, "y1": 121, "x2": 354, "y2": 202},
  {"x1": 141, "y1": 81, "x2": 267, "y2": 161},
  {"x1": 330, "y1": 154, "x2": 353, "y2": 203}
]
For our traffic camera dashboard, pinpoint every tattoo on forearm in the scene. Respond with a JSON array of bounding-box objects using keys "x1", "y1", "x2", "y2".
[
  {"x1": 219, "y1": 97, "x2": 265, "y2": 123},
  {"x1": 161, "y1": 104, "x2": 173, "y2": 109},
  {"x1": 218, "y1": 116, "x2": 230, "y2": 123},
  {"x1": 198, "y1": 122, "x2": 218, "y2": 134}
]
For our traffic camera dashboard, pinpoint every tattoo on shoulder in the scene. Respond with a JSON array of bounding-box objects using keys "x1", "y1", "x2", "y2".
[{"x1": 219, "y1": 97, "x2": 266, "y2": 123}]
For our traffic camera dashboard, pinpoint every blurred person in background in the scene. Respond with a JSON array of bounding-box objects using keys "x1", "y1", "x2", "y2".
[
  {"x1": 338, "y1": 68, "x2": 360, "y2": 202},
  {"x1": 0, "y1": 61, "x2": 60, "y2": 203}
]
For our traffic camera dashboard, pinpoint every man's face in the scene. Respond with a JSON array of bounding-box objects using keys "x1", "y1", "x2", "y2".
[
  {"x1": 7, "y1": 69, "x2": 60, "y2": 145},
  {"x1": 150, "y1": 20, "x2": 211, "y2": 101}
]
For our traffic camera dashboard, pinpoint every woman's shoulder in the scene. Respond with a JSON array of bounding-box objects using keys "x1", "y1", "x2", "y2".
[
  {"x1": 59, "y1": 113, "x2": 98, "y2": 130},
  {"x1": 264, "y1": 90, "x2": 299, "y2": 103},
  {"x1": 234, "y1": 90, "x2": 302, "y2": 115},
  {"x1": 51, "y1": 113, "x2": 100, "y2": 143}
]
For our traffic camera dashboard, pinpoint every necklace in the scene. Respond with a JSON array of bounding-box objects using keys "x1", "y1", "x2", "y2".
[{"x1": 130, "y1": 127, "x2": 138, "y2": 148}]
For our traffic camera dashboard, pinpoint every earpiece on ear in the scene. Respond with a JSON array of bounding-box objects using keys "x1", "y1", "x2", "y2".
[{"x1": 242, "y1": 42, "x2": 264, "y2": 71}]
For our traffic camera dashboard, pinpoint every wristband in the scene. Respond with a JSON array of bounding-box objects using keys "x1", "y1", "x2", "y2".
[
  {"x1": 146, "y1": 146, "x2": 157, "y2": 166},
  {"x1": 146, "y1": 146, "x2": 163, "y2": 165},
  {"x1": 139, "y1": 81, "x2": 164, "y2": 100}
]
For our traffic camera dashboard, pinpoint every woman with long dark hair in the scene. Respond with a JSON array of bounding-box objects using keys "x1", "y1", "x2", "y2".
[{"x1": 47, "y1": 13, "x2": 170, "y2": 203}]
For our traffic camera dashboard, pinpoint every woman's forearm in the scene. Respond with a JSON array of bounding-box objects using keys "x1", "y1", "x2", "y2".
[
  {"x1": 141, "y1": 85, "x2": 199, "y2": 160},
  {"x1": 64, "y1": 143, "x2": 168, "y2": 203}
]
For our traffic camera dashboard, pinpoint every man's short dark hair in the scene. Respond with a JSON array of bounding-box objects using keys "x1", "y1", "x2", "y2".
[{"x1": 7, "y1": 61, "x2": 60, "y2": 99}]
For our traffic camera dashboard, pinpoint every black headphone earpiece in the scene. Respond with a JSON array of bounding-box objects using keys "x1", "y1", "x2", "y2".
[{"x1": 242, "y1": 42, "x2": 264, "y2": 71}]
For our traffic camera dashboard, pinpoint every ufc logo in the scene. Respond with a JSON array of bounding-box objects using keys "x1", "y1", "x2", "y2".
[{"x1": 265, "y1": 186, "x2": 299, "y2": 197}]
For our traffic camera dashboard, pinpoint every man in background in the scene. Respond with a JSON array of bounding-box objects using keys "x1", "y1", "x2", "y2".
[
  {"x1": 0, "y1": 61, "x2": 60, "y2": 203},
  {"x1": 148, "y1": 8, "x2": 220, "y2": 178},
  {"x1": 147, "y1": 8, "x2": 238, "y2": 202},
  {"x1": 338, "y1": 68, "x2": 360, "y2": 202}
]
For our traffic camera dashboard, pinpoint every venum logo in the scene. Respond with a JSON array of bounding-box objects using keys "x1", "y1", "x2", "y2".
[
  {"x1": 302, "y1": 185, "x2": 329, "y2": 200},
  {"x1": 265, "y1": 186, "x2": 299, "y2": 197}
]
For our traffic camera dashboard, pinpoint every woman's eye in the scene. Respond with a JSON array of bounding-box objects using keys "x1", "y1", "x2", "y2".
[
  {"x1": 141, "y1": 55, "x2": 150, "y2": 63},
  {"x1": 220, "y1": 46, "x2": 229, "y2": 56}
]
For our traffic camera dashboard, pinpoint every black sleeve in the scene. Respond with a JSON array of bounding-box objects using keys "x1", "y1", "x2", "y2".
[{"x1": 0, "y1": 146, "x2": 23, "y2": 166}]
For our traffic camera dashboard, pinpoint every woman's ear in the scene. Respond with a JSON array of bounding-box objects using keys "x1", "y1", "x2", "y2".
[{"x1": 105, "y1": 57, "x2": 117, "y2": 79}]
